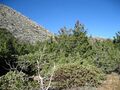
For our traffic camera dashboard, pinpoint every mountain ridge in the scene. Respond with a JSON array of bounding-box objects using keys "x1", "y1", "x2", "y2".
[{"x1": 0, "y1": 4, "x2": 52, "y2": 43}]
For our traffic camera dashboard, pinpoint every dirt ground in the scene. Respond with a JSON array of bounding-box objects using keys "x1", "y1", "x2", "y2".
[{"x1": 97, "y1": 72, "x2": 120, "y2": 90}]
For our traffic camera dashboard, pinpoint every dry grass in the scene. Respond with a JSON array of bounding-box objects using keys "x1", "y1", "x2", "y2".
[{"x1": 97, "y1": 73, "x2": 120, "y2": 90}]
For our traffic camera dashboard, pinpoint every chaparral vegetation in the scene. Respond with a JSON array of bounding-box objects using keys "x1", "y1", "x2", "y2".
[{"x1": 0, "y1": 21, "x2": 120, "y2": 90}]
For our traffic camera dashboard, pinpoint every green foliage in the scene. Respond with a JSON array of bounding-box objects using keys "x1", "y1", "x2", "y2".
[
  {"x1": 0, "y1": 28, "x2": 18, "y2": 75},
  {"x1": 0, "y1": 28, "x2": 40, "y2": 56},
  {"x1": 0, "y1": 28, "x2": 16, "y2": 56},
  {"x1": 17, "y1": 22, "x2": 120, "y2": 89},
  {"x1": 92, "y1": 40, "x2": 120, "y2": 73},
  {"x1": 113, "y1": 31, "x2": 120, "y2": 49},
  {"x1": 113, "y1": 31, "x2": 120, "y2": 43},
  {"x1": 0, "y1": 28, "x2": 39, "y2": 75},
  {"x1": 0, "y1": 28, "x2": 32, "y2": 56},
  {"x1": 0, "y1": 71, "x2": 39, "y2": 90},
  {"x1": 1, "y1": 22, "x2": 120, "y2": 90},
  {"x1": 47, "y1": 21, "x2": 92, "y2": 58},
  {"x1": 18, "y1": 47, "x2": 57, "y2": 75},
  {"x1": 52, "y1": 63, "x2": 104, "y2": 89}
]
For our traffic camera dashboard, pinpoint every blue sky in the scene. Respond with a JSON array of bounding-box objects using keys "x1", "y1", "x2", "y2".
[{"x1": 0, "y1": 0, "x2": 120, "y2": 38}]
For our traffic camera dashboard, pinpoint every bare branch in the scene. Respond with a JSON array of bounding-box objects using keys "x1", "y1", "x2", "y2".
[
  {"x1": 37, "y1": 60, "x2": 44, "y2": 90},
  {"x1": 46, "y1": 63, "x2": 56, "y2": 90}
]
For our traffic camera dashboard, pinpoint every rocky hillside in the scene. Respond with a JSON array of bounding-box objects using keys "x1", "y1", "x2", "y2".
[{"x1": 0, "y1": 4, "x2": 52, "y2": 43}]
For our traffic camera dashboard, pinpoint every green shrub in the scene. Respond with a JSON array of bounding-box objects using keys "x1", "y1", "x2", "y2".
[
  {"x1": 92, "y1": 40, "x2": 120, "y2": 73},
  {"x1": 0, "y1": 71, "x2": 39, "y2": 90},
  {"x1": 2, "y1": 22, "x2": 120, "y2": 90},
  {"x1": 52, "y1": 62, "x2": 104, "y2": 89},
  {"x1": 0, "y1": 28, "x2": 38, "y2": 75},
  {"x1": 113, "y1": 31, "x2": 120, "y2": 50},
  {"x1": 0, "y1": 28, "x2": 33, "y2": 56},
  {"x1": 18, "y1": 47, "x2": 93, "y2": 76},
  {"x1": 46, "y1": 21, "x2": 92, "y2": 58},
  {"x1": 18, "y1": 48, "x2": 58, "y2": 76}
]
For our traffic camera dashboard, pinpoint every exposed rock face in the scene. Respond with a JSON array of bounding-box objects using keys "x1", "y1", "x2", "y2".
[{"x1": 0, "y1": 4, "x2": 52, "y2": 43}]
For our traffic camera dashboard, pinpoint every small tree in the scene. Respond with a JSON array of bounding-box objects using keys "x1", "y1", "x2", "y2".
[
  {"x1": 113, "y1": 31, "x2": 120, "y2": 43},
  {"x1": 55, "y1": 20, "x2": 92, "y2": 57},
  {"x1": 113, "y1": 31, "x2": 120, "y2": 49}
]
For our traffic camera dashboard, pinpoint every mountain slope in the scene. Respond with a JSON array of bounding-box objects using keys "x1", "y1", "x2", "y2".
[{"x1": 0, "y1": 4, "x2": 52, "y2": 43}]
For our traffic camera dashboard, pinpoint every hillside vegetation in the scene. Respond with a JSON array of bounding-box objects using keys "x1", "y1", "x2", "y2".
[{"x1": 0, "y1": 21, "x2": 120, "y2": 90}]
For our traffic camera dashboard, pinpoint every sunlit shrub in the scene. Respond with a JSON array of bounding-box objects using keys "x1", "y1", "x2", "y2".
[
  {"x1": 0, "y1": 71, "x2": 39, "y2": 90},
  {"x1": 52, "y1": 62, "x2": 104, "y2": 89},
  {"x1": 92, "y1": 40, "x2": 120, "y2": 73}
]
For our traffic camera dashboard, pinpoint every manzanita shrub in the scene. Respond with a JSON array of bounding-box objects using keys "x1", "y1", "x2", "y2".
[{"x1": 52, "y1": 62, "x2": 104, "y2": 89}]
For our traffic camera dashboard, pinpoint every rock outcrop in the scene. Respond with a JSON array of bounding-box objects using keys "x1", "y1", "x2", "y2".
[{"x1": 0, "y1": 4, "x2": 52, "y2": 43}]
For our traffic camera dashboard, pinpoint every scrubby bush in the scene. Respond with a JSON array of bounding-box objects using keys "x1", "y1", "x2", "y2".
[
  {"x1": 18, "y1": 46, "x2": 92, "y2": 77},
  {"x1": 15, "y1": 23, "x2": 120, "y2": 90},
  {"x1": 1, "y1": 22, "x2": 120, "y2": 90},
  {"x1": 113, "y1": 31, "x2": 120, "y2": 50},
  {"x1": 92, "y1": 40, "x2": 120, "y2": 73},
  {"x1": 113, "y1": 31, "x2": 120, "y2": 43},
  {"x1": 0, "y1": 28, "x2": 39, "y2": 75},
  {"x1": 52, "y1": 62, "x2": 104, "y2": 89},
  {"x1": 18, "y1": 47, "x2": 57, "y2": 75},
  {"x1": 0, "y1": 28, "x2": 33, "y2": 56},
  {"x1": 0, "y1": 28, "x2": 18, "y2": 75},
  {"x1": 53, "y1": 20, "x2": 92, "y2": 58},
  {"x1": 0, "y1": 71, "x2": 39, "y2": 90}
]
